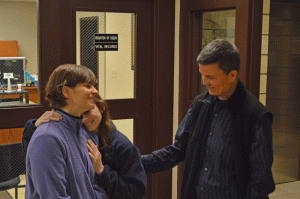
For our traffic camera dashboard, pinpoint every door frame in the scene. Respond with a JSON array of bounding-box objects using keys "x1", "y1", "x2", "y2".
[
  {"x1": 177, "y1": 0, "x2": 263, "y2": 197},
  {"x1": 150, "y1": 1, "x2": 175, "y2": 198}
]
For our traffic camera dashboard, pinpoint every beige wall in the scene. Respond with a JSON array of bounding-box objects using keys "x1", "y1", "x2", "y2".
[
  {"x1": 106, "y1": 13, "x2": 134, "y2": 99},
  {"x1": 0, "y1": 1, "x2": 38, "y2": 75},
  {"x1": 172, "y1": 0, "x2": 180, "y2": 198},
  {"x1": 259, "y1": 0, "x2": 270, "y2": 105}
]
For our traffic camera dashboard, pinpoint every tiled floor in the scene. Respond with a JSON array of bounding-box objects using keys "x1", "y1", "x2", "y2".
[
  {"x1": 269, "y1": 181, "x2": 300, "y2": 199},
  {"x1": 3, "y1": 175, "x2": 300, "y2": 199}
]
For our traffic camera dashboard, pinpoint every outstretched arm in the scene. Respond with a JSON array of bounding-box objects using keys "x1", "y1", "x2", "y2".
[
  {"x1": 141, "y1": 118, "x2": 190, "y2": 173},
  {"x1": 141, "y1": 98, "x2": 198, "y2": 173}
]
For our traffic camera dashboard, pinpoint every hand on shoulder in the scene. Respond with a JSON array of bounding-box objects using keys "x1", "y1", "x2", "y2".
[{"x1": 35, "y1": 110, "x2": 62, "y2": 127}]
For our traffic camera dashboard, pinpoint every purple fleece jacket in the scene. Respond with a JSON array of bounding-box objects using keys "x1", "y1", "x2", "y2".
[{"x1": 25, "y1": 110, "x2": 108, "y2": 199}]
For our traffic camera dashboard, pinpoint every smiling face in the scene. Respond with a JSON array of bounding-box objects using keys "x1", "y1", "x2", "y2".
[
  {"x1": 65, "y1": 82, "x2": 98, "y2": 116},
  {"x1": 82, "y1": 104, "x2": 102, "y2": 132},
  {"x1": 199, "y1": 63, "x2": 238, "y2": 100}
]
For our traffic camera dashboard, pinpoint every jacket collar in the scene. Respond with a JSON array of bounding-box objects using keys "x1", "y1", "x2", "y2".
[{"x1": 56, "y1": 109, "x2": 83, "y2": 134}]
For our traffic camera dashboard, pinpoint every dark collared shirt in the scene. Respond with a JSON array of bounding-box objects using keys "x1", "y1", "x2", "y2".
[
  {"x1": 196, "y1": 96, "x2": 272, "y2": 199},
  {"x1": 196, "y1": 96, "x2": 240, "y2": 198}
]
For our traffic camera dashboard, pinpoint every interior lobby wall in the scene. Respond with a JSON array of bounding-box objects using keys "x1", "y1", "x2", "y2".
[{"x1": 0, "y1": 1, "x2": 37, "y2": 75}]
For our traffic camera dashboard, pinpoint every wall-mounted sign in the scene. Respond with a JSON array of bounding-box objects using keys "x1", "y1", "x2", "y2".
[{"x1": 95, "y1": 34, "x2": 118, "y2": 51}]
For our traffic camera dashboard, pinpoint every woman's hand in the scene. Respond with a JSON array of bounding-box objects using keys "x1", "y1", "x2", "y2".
[
  {"x1": 86, "y1": 139, "x2": 104, "y2": 175},
  {"x1": 35, "y1": 110, "x2": 62, "y2": 127}
]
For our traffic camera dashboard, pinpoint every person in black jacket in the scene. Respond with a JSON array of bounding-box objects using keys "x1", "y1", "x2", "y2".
[
  {"x1": 142, "y1": 39, "x2": 275, "y2": 199},
  {"x1": 22, "y1": 94, "x2": 147, "y2": 199}
]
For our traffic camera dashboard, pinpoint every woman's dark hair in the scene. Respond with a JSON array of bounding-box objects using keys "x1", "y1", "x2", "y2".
[
  {"x1": 45, "y1": 64, "x2": 96, "y2": 109},
  {"x1": 94, "y1": 94, "x2": 112, "y2": 149},
  {"x1": 197, "y1": 39, "x2": 240, "y2": 74}
]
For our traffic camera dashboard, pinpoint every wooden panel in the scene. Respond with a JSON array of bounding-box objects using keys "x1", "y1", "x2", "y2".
[
  {"x1": 0, "y1": 128, "x2": 24, "y2": 144},
  {"x1": 1, "y1": 91, "x2": 39, "y2": 145},
  {"x1": 3, "y1": 93, "x2": 20, "y2": 99},
  {"x1": 24, "y1": 87, "x2": 39, "y2": 103},
  {"x1": 1, "y1": 87, "x2": 38, "y2": 103},
  {"x1": 0, "y1": 41, "x2": 18, "y2": 57}
]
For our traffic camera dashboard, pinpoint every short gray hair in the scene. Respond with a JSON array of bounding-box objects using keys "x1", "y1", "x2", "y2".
[{"x1": 197, "y1": 39, "x2": 240, "y2": 74}]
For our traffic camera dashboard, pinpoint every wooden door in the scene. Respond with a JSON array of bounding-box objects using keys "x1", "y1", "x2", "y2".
[
  {"x1": 178, "y1": 0, "x2": 264, "y2": 197},
  {"x1": 38, "y1": 0, "x2": 175, "y2": 198}
]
